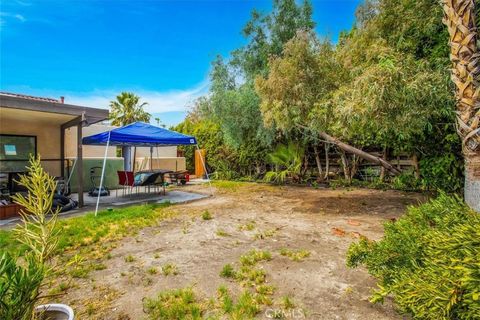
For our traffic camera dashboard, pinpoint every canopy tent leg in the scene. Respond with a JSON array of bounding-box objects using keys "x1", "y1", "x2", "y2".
[
  {"x1": 196, "y1": 145, "x2": 213, "y2": 196},
  {"x1": 95, "y1": 131, "x2": 111, "y2": 216}
]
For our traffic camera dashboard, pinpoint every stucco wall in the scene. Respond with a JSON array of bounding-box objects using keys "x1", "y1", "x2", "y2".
[
  {"x1": 65, "y1": 124, "x2": 118, "y2": 158},
  {"x1": 67, "y1": 157, "x2": 124, "y2": 192},
  {"x1": 135, "y1": 146, "x2": 177, "y2": 158},
  {"x1": 135, "y1": 157, "x2": 186, "y2": 172}
]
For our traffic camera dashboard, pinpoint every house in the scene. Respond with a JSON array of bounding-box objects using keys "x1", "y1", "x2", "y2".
[{"x1": 0, "y1": 92, "x2": 109, "y2": 206}]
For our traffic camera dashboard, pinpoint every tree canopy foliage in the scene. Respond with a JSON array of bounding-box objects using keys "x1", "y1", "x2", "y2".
[
  {"x1": 110, "y1": 92, "x2": 150, "y2": 126},
  {"x1": 175, "y1": 0, "x2": 463, "y2": 192}
]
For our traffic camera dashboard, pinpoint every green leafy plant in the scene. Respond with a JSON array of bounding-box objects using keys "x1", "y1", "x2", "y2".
[
  {"x1": 264, "y1": 143, "x2": 304, "y2": 184},
  {"x1": 239, "y1": 249, "x2": 272, "y2": 266},
  {"x1": 109, "y1": 92, "x2": 150, "y2": 126},
  {"x1": 419, "y1": 153, "x2": 464, "y2": 192},
  {"x1": 238, "y1": 221, "x2": 256, "y2": 231},
  {"x1": 347, "y1": 194, "x2": 480, "y2": 319},
  {"x1": 0, "y1": 156, "x2": 60, "y2": 320},
  {"x1": 0, "y1": 253, "x2": 46, "y2": 320},
  {"x1": 216, "y1": 229, "x2": 230, "y2": 237},
  {"x1": 253, "y1": 228, "x2": 277, "y2": 239},
  {"x1": 124, "y1": 255, "x2": 135, "y2": 263},
  {"x1": 279, "y1": 248, "x2": 310, "y2": 262},
  {"x1": 147, "y1": 267, "x2": 158, "y2": 275},
  {"x1": 162, "y1": 263, "x2": 179, "y2": 276},
  {"x1": 143, "y1": 288, "x2": 202, "y2": 320},
  {"x1": 220, "y1": 264, "x2": 235, "y2": 278},
  {"x1": 201, "y1": 210, "x2": 213, "y2": 220},
  {"x1": 391, "y1": 169, "x2": 422, "y2": 191}
]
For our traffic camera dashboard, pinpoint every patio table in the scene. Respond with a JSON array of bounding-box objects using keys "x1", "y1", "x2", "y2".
[{"x1": 134, "y1": 169, "x2": 173, "y2": 195}]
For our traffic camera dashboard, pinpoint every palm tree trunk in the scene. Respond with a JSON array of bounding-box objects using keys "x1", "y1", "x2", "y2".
[{"x1": 443, "y1": 0, "x2": 480, "y2": 211}]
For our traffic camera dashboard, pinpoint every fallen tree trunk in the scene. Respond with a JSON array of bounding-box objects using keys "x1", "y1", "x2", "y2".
[{"x1": 318, "y1": 131, "x2": 402, "y2": 176}]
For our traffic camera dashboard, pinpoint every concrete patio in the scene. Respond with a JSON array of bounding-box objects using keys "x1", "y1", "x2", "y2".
[{"x1": 71, "y1": 188, "x2": 208, "y2": 206}]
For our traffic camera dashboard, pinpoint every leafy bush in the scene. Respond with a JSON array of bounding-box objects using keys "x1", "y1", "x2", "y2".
[
  {"x1": 0, "y1": 253, "x2": 46, "y2": 320},
  {"x1": 201, "y1": 210, "x2": 213, "y2": 220},
  {"x1": 391, "y1": 169, "x2": 422, "y2": 191},
  {"x1": 419, "y1": 153, "x2": 464, "y2": 193},
  {"x1": 264, "y1": 143, "x2": 304, "y2": 184},
  {"x1": 0, "y1": 157, "x2": 60, "y2": 319},
  {"x1": 347, "y1": 194, "x2": 480, "y2": 319}
]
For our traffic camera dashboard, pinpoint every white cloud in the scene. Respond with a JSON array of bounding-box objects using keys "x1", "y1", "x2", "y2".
[
  {"x1": 0, "y1": 12, "x2": 26, "y2": 23},
  {"x1": 14, "y1": 14, "x2": 25, "y2": 22},
  {"x1": 63, "y1": 80, "x2": 209, "y2": 114},
  {"x1": 14, "y1": 0, "x2": 31, "y2": 6}
]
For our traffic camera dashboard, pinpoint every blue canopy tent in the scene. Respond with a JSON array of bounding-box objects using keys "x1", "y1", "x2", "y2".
[
  {"x1": 82, "y1": 122, "x2": 208, "y2": 215},
  {"x1": 83, "y1": 121, "x2": 197, "y2": 146}
]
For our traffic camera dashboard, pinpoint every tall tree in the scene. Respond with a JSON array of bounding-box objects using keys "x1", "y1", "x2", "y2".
[
  {"x1": 232, "y1": 0, "x2": 315, "y2": 79},
  {"x1": 196, "y1": 0, "x2": 316, "y2": 174},
  {"x1": 109, "y1": 92, "x2": 150, "y2": 126},
  {"x1": 255, "y1": 32, "x2": 401, "y2": 175},
  {"x1": 442, "y1": 0, "x2": 480, "y2": 210},
  {"x1": 109, "y1": 92, "x2": 151, "y2": 171}
]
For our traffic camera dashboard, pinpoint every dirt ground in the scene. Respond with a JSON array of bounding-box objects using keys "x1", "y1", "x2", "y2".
[{"x1": 63, "y1": 183, "x2": 426, "y2": 319}]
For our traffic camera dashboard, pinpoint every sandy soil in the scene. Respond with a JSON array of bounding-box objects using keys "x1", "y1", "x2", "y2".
[{"x1": 62, "y1": 183, "x2": 426, "y2": 319}]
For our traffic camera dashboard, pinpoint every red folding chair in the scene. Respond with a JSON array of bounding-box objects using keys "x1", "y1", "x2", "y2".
[{"x1": 117, "y1": 171, "x2": 135, "y2": 197}]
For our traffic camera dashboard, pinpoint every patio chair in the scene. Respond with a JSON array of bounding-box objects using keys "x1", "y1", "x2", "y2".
[{"x1": 116, "y1": 171, "x2": 136, "y2": 197}]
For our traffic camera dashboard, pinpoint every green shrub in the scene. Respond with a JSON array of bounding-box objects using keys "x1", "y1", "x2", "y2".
[
  {"x1": 391, "y1": 169, "x2": 422, "y2": 191},
  {"x1": 143, "y1": 288, "x2": 202, "y2": 319},
  {"x1": 347, "y1": 194, "x2": 480, "y2": 319},
  {"x1": 201, "y1": 210, "x2": 213, "y2": 220},
  {"x1": 264, "y1": 143, "x2": 304, "y2": 184},
  {"x1": 419, "y1": 153, "x2": 464, "y2": 192},
  {"x1": 0, "y1": 157, "x2": 60, "y2": 319},
  {"x1": 220, "y1": 264, "x2": 235, "y2": 278},
  {"x1": 239, "y1": 249, "x2": 272, "y2": 266},
  {"x1": 0, "y1": 253, "x2": 46, "y2": 320}
]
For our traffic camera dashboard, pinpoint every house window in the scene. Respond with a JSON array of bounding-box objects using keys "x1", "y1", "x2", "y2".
[{"x1": 0, "y1": 134, "x2": 37, "y2": 172}]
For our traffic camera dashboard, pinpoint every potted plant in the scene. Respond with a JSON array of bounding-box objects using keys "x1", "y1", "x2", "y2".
[{"x1": 0, "y1": 156, "x2": 74, "y2": 320}]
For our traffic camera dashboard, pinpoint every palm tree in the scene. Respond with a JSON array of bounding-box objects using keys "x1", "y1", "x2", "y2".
[
  {"x1": 264, "y1": 143, "x2": 304, "y2": 184},
  {"x1": 109, "y1": 92, "x2": 151, "y2": 171},
  {"x1": 442, "y1": 0, "x2": 480, "y2": 211},
  {"x1": 109, "y1": 92, "x2": 150, "y2": 126}
]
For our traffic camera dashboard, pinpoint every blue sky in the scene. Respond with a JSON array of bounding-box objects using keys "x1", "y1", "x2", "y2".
[{"x1": 0, "y1": 0, "x2": 361, "y2": 126}]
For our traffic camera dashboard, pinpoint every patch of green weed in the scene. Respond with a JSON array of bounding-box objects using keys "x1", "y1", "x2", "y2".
[
  {"x1": 201, "y1": 210, "x2": 213, "y2": 220},
  {"x1": 220, "y1": 264, "x2": 235, "y2": 278},
  {"x1": 162, "y1": 263, "x2": 178, "y2": 276},
  {"x1": 124, "y1": 255, "x2": 135, "y2": 263},
  {"x1": 143, "y1": 288, "x2": 202, "y2": 319},
  {"x1": 240, "y1": 249, "x2": 272, "y2": 266},
  {"x1": 216, "y1": 229, "x2": 230, "y2": 237},
  {"x1": 279, "y1": 248, "x2": 311, "y2": 262}
]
